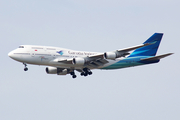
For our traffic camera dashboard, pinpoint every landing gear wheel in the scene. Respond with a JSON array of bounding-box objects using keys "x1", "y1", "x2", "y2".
[
  {"x1": 82, "y1": 68, "x2": 92, "y2": 76},
  {"x1": 72, "y1": 75, "x2": 77, "y2": 78},
  {"x1": 81, "y1": 72, "x2": 85, "y2": 76},
  {"x1": 88, "y1": 71, "x2": 92, "y2": 75},
  {"x1": 84, "y1": 72, "x2": 88, "y2": 76},
  {"x1": 24, "y1": 67, "x2": 28, "y2": 71}
]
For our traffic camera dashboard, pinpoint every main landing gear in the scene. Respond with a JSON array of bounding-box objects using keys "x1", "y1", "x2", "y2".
[
  {"x1": 80, "y1": 68, "x2": 92, "y2": 77},
  {"x1": 70, "y1": 68, "x2": 93, "y2": 78},
  {"x1": 23, "y1": 63, "x2": 28, "y2": 71},
  {"x1": 70, "y1": 71, "x2": 77, "y2": 79}
]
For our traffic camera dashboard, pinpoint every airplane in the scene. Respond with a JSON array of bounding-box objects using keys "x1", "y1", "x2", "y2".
[{"x1": 8, "y1": 33, "x2": 173, "y2": 78}]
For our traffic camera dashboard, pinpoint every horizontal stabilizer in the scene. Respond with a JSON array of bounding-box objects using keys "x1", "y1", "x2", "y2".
[{"x1": 141, "y1": 53, "x2": 173, "y2": 61}]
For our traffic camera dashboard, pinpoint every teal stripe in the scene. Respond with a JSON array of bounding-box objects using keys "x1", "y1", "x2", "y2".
[{"x1": 101, "y1": 56, "x2": 149, "y2": 69}]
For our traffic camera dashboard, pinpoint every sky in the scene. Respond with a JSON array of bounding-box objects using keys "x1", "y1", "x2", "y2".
[{"x1": 0, "y1": 0, "x2": 180, "y2": 120}]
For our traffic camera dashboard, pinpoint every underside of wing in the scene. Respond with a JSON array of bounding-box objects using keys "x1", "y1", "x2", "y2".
[
  {"x1": 87, "y1": 58, "x2": 109, "y2": 68},
  {"x1": 53, "y1": 56, "x2": 109, "y2": 68}
]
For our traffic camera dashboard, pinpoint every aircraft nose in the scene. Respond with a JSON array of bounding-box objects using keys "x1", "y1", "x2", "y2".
[
  {"x1": 8, "y1": 51, "x2": 14, "y2": 58},
  {"x1": 8, "y1": 49, "x2": 23, "y2": 62}
]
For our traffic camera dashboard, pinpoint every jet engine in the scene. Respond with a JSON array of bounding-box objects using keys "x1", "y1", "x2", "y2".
[
  {"x1": 72, "y1": 57, "x2": 85, "y2": 65},
  {"x1": 104, "y1": 52, "x2": 130, "y2": 60},
  {"x1": 46, "y1": 67, "x2": 57, "y2": 74},
  {"x1": 104, "y1": 52, "x2": 117, "y2": 60},
  {"x1": 45, "y1": 67, "x2": 68, "y2": 75}
]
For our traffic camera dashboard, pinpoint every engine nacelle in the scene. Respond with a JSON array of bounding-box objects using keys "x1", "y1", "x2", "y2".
[
  {"x1": 104, "y1": 52, "x2": 117, "y2": 60},
  {"x1": 46, "y1": 67, "x2": 68, "y2": 75},
  {"x1": 46, "y1": 67, "x2": 57, "y2": 74},
  {"x1": 72, "y1": 57, "x2": 85, "y2": 65}
]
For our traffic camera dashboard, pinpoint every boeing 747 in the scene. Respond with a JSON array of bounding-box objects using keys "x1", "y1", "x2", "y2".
[{"x1": 8, "y1": 33, "x2": 173, "y2": 78}]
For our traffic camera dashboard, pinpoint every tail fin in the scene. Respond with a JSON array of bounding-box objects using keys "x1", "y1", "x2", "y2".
[{"x1": 128, "y1": 33, "x2": 163, "y2": 57}]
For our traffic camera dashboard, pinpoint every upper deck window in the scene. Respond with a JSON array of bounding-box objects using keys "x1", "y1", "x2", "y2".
[{"x1": 19, "y1": 46, "x2": 24, "y2": 48}]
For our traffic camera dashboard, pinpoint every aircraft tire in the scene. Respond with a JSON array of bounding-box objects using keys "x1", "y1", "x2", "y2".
[
  {"x1": 72, "y1": 75, "x2": 77, "y2": 78},
  {"x1": 84, "y1": 72, "x2": 88, "y2": 76},
  {"x1": 81, "y1": 72, "x2": 85, "y2": 76},
  {"x1": 88, "y1": 71, "x2": 92, "y2": 75},
  {"x1": 24, "y1": 68, "x2": 28, "y2": 71}
]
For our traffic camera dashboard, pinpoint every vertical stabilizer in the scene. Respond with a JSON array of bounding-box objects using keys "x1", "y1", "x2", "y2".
[{"x1": 128, "y1": 33, "x2": 163, "y2": 57}]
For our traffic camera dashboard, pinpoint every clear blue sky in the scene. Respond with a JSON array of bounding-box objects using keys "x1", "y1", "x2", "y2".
[{"x1": 0, "y1": 0, "x2": 179, "y2": 120}]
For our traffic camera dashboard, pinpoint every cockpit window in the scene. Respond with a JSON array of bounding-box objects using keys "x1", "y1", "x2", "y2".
[{"x1": 19, "y1": 46, "x2": 24, "y2": 48}]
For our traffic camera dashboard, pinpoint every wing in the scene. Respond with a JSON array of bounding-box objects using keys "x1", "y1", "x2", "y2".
[
  {"x1": 55, "y1": 43, "x2": 151, "y2": 68},
  {"x1": 88, "y1": 43, "x2": 151, "y2": 59},
  {"x1": 86, "y1": 43, "x2": 152, "y2": 67},
  {"x1": 117, "y1": 43, "x2": 151, "y2": 52},
  {"x1": 53, "y1": 56, "x2": 108, "y2": 68}
]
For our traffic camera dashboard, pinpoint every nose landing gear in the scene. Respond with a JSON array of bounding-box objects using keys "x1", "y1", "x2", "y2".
[
  {"x1": 24, "y1": 67, "x2": 28, "y2": 71},
  {"x1": 23, "y1": 63, "x2": 28, "y2": 71}
]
